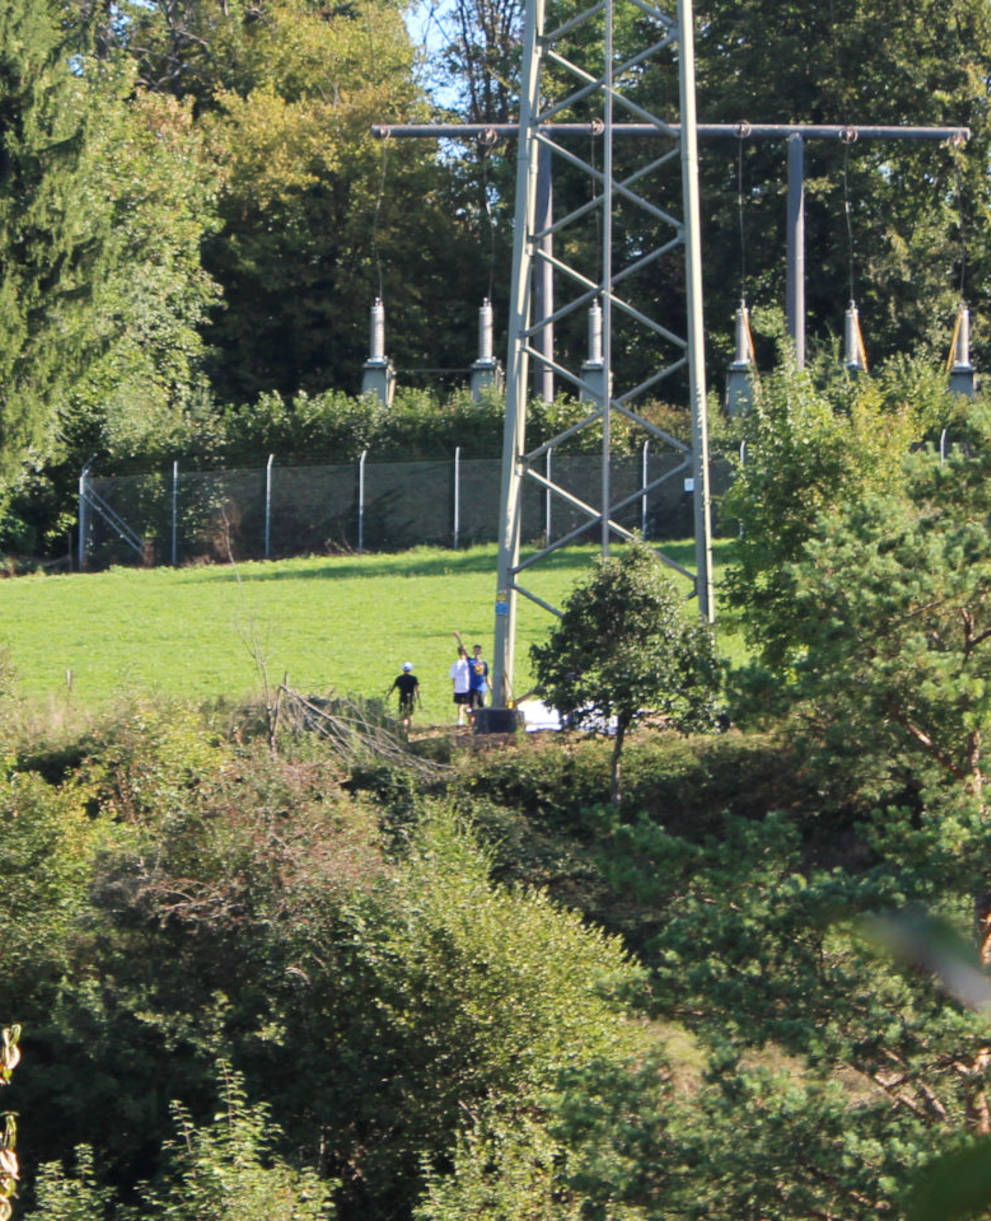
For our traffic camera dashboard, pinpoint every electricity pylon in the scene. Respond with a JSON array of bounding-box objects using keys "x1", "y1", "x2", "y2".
[{"x1": 491, "y1": 0, "x2": 712, "y2": 706}]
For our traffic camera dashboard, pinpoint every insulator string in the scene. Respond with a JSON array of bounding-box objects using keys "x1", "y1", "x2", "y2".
[
  {"x1": 841, "y1": 134, "x2": 856, "y2": 304},
  {"x1": 735, "y1": 123, "x2": 751, "y2": 304},
  {"x1": 371, "y1": 135, "x2": 391, "y2": 302}
]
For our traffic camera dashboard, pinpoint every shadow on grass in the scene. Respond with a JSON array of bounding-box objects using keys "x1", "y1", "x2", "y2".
[{"x1": 172, "y1": 540, "x2": 711, "y2": 586}]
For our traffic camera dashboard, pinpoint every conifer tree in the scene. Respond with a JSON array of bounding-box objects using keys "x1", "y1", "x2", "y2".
[{"x1": 0, "y1": 0, "x2": 110, "y2": 488}]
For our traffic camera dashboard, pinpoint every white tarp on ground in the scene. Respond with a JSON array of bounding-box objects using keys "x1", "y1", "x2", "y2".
[
  {"x1": 515, "y1": 699, "x2": 618, "y2": 735},
  {"x1": 515, "y1": 698, "x2": 563, "y2": 732}
]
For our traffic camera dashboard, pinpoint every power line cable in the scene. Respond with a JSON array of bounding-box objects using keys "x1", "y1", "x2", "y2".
[
  {"x1": 736, "y1": 121, "x2": 751, "y2": 304},
  {"x1": 840, "y1": 127, "x2": 858, "y2": 304},
  {"x1": 371, "y1": 133, "x2": 391, "y2": 301}
]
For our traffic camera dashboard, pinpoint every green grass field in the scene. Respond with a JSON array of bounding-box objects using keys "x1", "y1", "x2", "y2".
[{"x1": 0, "y1": 540, "x2": 741, "y2": 725}]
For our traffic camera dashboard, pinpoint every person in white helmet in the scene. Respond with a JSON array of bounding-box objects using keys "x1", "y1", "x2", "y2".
[{"x1": 388, "y1": 661, "x2": 421, "y2": 732}]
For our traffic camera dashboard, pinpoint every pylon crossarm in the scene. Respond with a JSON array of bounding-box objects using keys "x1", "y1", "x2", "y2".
[{"x1": 373, "y1": 122, "x2": 969, "y2": 142}]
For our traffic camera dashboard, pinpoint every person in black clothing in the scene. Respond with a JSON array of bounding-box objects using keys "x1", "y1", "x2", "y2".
[{"x1": 388, "y1": 662, "x2": 421, "y2": 732}]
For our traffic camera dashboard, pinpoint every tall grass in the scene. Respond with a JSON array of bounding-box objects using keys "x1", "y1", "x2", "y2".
[{"x1": 0, "y1": 541, "x2": 741, "y2": 726}]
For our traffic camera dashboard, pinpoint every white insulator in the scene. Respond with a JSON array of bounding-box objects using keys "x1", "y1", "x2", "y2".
[
  {"x1": 950, "y1": 303, "x2": 976, "y2": 397},
  {"x1": 845, "y1": 301, "x2": 865, "y2": 372},
  {"x1": 732, "y1": 301, "x2": 752, "y2": 367},
  {"x1": 478, "y1": 299, "x2": 494, "y2": 362},
  {"x1": 369, "y1": 298, "x2": 386, "y2": 361},
  {"x1": 725, "y1": 303, "x2": 755, "y2": 416},
  {"x1": 587, "y1": 299, "x2": 603, "y2": 365},
  {"x1": 954, "y1": 303, "x2": 971, "y2": 369}
]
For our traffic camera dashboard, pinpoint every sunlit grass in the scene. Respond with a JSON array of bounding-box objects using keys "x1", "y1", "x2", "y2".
[{"x1": 1, "y1": 540, "x2": 742, "y2": 725}]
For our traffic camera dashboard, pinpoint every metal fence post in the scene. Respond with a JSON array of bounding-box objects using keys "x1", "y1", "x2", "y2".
[
  {"x1": 641, "y1": 440, "x2": 649, "y2": 538},
  {"x1": 78, "y1": 464, "x2": 90, "y2": 571},
  {"x1": 264, "y1": 453, "x2": 274, "y2": 558},
  {"x1": 738, "y1": 441, "x2": 747, "y2": 538},
  {"x1": 940, "y1": 428, "x2": 948, "y2": 466},
  {"x1": 453, "y1": 445, "x2": 461, "y2": 549},
  {"x1": 357, "y1": 449, "x2": 367, "y2": 553},
  {"x1": 171, "y1": 460, "x2": 179, "y2": 566},
  {"x1": 545, "y1": 450, "x2": 552, "y2": 543}
]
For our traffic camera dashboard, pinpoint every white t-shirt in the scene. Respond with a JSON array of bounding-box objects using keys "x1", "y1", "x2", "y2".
[{"x1": 449, "y1": 656, "x2": 471, "y2": 694}]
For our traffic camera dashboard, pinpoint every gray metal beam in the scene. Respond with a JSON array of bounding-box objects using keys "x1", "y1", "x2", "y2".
[
  {"x1": 489, "y1": 0, "x2": 715, "y2": 704},
  {"x1": 492, "y1": 0, "x2": 544, "y2": 706},
  {"x1": 373, "y1": 123, "x2": 969, "y2": 140},
  {"x1": 678, "y1": 0, "x2": 713, "y2": 622}
]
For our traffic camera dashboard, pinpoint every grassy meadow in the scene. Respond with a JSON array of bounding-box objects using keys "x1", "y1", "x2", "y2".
[{"x1": 0, "y1": 540, "x2": 740, "y2": 726}]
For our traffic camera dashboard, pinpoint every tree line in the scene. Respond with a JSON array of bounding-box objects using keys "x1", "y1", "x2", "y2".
[{"x1": 1, "y1": 0, "x2": 990, "y2": 557}]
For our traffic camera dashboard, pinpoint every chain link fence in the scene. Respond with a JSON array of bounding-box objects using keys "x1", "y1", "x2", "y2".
[{"x1": 79, "y1": 449, "x2": 731, "y2": 570}]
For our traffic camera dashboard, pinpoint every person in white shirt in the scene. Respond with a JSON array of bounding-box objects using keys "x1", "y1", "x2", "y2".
[{"x1": 449, "y1": 640, "x2": 471, "y2": 726}]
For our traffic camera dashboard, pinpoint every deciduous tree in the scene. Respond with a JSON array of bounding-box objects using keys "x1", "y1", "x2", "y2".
[{"x1": 531, "y1": 541, "x2": 721, "y2": 806}]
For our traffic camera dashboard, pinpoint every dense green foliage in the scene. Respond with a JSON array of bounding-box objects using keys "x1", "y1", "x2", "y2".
[
  {"x1": 531, "y1": 541, "x2": 721, "y2": 803},
  {"x1": 4, "y1": 682, "x2": 991, "y2": 1219},
  {"x1": 29, "y1": 1068, "x2": 339, "y2": 1221},
  {"x1": 7, "y1": 0, "x2": 991, "y2": 1214},
  {"x1": 10, "y1": 382, "x2": 991, "y2": 1219},
  {"x1": 721, "y1": 360, "x2": 953, "y2": 669},
  {"x1": 1, "y1": 701, "x2": 654, "y2": 1220},
  {"x1": 0, "y1": 0, "x2": 985, "y2": 558}
]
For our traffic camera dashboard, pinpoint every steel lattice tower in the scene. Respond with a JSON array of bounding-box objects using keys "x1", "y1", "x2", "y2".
[{"x1": 491, "y1": 0, "x2": 712, "y2": 705}]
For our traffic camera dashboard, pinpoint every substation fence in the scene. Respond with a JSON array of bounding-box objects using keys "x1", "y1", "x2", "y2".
[{"x1": 78, "y1": 448, "x2": 732, "y2": 571}]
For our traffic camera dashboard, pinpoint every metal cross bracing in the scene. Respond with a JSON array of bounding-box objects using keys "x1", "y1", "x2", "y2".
[
  {"x1": 373, "y1": 92, "x2": 969, "y2": 710},
  {"x1": 487, "y1": 0, "x2": 710, "y2": 706}
]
